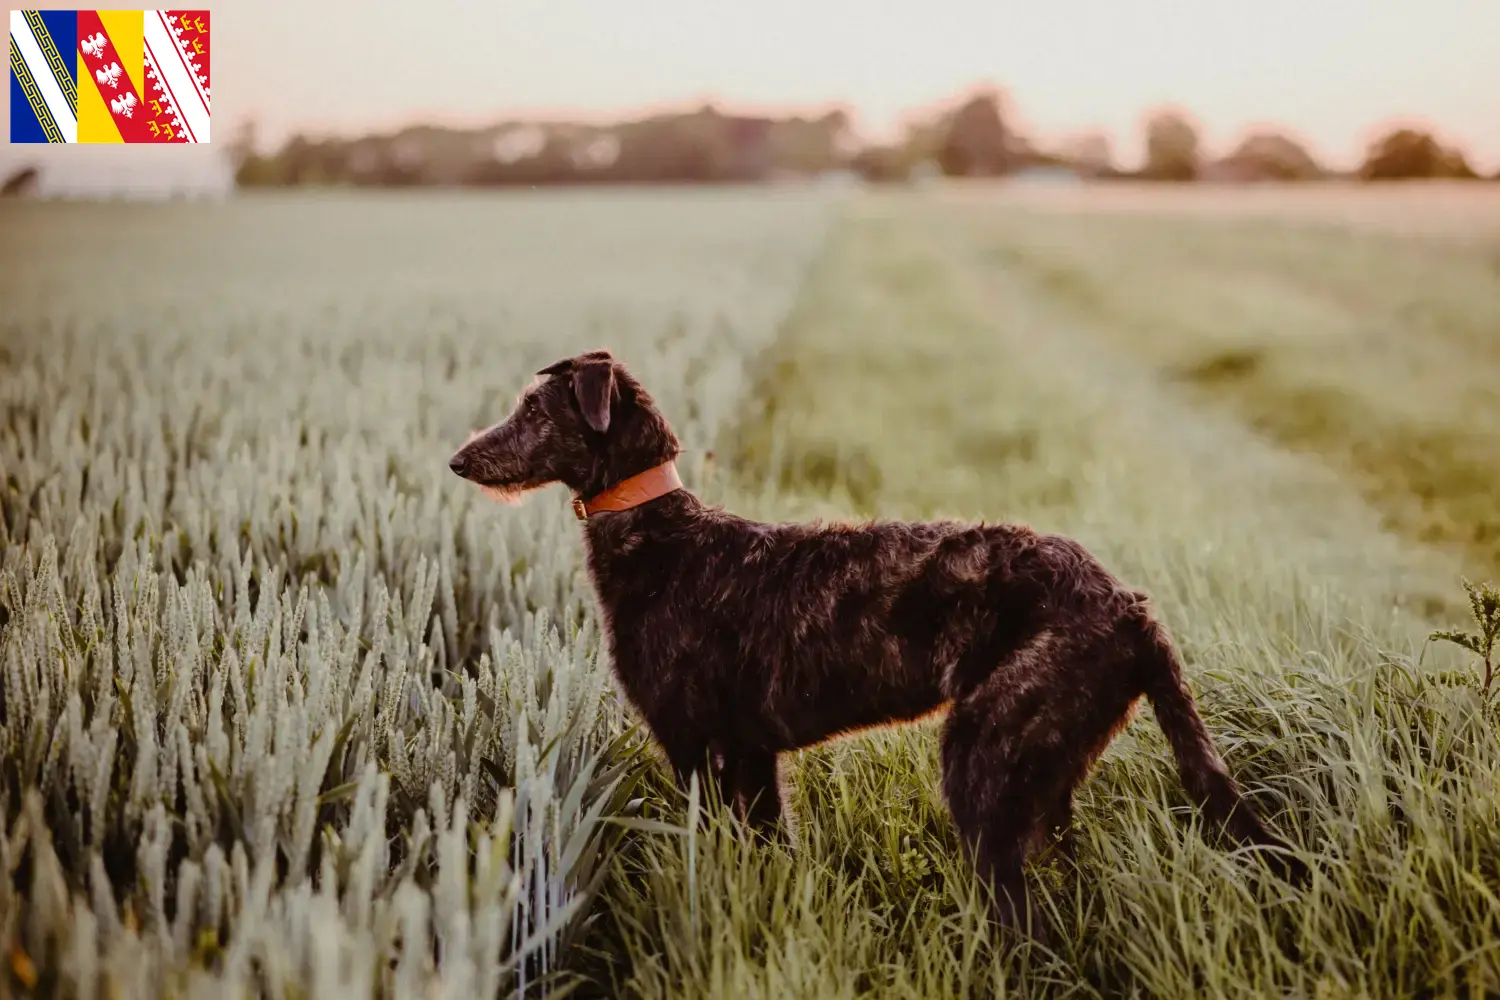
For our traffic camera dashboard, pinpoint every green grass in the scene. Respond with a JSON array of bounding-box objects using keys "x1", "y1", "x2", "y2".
[
  {"x1": 944, "y1": 203, "x2": 1500, "y2": 584},
  {"x1": 4, "y1": 186, "x2": 1500, "y2": 999},
  {"x1": 588, "y1": 195, "x2": 1500, "y2": 998}
]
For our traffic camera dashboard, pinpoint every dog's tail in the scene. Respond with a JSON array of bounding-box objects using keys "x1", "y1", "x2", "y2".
[{"x1": 1126, "y1": 597, "x2": 1304, "y2": 879}]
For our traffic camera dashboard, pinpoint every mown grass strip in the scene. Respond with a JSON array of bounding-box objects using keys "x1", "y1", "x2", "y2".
[{"x1": 947, "y1": 205, "x2": 1500, "y2": 587}]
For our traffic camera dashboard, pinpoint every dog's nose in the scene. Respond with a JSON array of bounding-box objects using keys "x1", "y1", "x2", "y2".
[{"x1": 449, "y1": 454, "x2": 469, "y2": 477}]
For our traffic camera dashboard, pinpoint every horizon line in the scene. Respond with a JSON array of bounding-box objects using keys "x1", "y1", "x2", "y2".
[{"x1": 236, "y1": 91, "x2": 1495, "y2": 172}]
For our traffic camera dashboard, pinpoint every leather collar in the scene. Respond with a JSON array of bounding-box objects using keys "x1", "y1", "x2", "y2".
[{"x1": 573, "y1": 461, "x2": 683, "y2": 520}]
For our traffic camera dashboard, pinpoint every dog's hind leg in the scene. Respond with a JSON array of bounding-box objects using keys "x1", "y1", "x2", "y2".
[
  {"x1": 940, "y1": 685, "x2": 1055, "y2": 939},
  {"x1": 940, "y1": 630, "x2": 1144, "y2": 940}
]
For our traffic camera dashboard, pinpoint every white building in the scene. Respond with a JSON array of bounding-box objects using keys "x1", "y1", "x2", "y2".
[{"x1": 0, "y1": 144, "x2": 235, "y2": 199}]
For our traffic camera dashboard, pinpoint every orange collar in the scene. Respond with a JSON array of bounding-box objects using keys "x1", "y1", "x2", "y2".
[{"x1": 573, "y1": 461, "x2": 683, "y2": 520}]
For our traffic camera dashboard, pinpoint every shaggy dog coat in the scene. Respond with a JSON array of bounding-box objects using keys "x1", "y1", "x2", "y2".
[{"x1": 448, "y1": 349, "x2": 1297, "y2": 932}]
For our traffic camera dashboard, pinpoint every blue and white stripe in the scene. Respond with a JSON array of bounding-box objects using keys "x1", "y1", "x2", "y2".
[{"x1": 9, "y1": 9, "x2": 77, "y2": 143}]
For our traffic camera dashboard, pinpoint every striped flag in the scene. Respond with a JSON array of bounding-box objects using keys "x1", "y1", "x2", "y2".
[{"x1": 10, "y1": 9, "x2": 210, "y2": 143}]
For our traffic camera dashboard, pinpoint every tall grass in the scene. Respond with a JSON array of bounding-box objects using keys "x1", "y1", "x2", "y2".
[
  {"x1": 591, "y1": 199, "x2": 1500, "y2": 998},
  {"x1": 0, "y1": 190, "x2": 835, "y2": 998}
]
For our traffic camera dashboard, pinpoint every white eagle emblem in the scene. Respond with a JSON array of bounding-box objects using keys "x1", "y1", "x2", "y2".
[
  {"x1": 96, "y1": 62, "x2": 123, "y2": 89},
  {"x1": 110, "y1": 93, "x2": 138, "y2": 118},
  {"x1": 80, "y1": 32, "x2": 109, "y2": 57}
]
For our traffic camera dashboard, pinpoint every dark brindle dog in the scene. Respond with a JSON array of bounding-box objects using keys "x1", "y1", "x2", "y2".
[{"x1": 449, "y1": 349, "x2": 1298, "y2": 934}]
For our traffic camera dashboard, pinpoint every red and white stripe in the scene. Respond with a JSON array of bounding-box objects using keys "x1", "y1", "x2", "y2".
[
  {"x1": 77, "y1": 10, "x2": 154, "y2": 143},
  {"x1": 143, "y1": 9, "x2": 208, "y2": 142}
]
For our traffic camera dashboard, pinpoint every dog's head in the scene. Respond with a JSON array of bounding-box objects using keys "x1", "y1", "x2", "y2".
[{"x1": 448, "y1": 349, "x2": 679, "y2": 502}]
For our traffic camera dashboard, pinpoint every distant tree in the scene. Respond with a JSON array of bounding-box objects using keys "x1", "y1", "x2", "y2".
[
  {"x1": 569, "y1": 132, "x2": 622, "y2": 173},
  {"x1": 1060, "y1": 132, "x2": 1114, "y2": 177},
  {"x1": 766, "y1": 109, "x2": 857, "y2": 175},
  {"x1": 464, "y1": 130, "x2": 572, "y2": 186},
  {"x1": 1221, "y1": 130, "x2": 1324, "y2": 181},
  {"x1": 1006, "y1": 134, "x2": 1051, "y2": 169},
  {"x1": 279, "y1": 135, "x2": 334, "y2": 184},
  {"x1": 0, "y1": 165, "x2": 40, "y2": 197},
  {"x1": 1440, "y1": 147, "x2": 1480, "y2": 180},
  {"x1": 1361, "y1": 127, "x2": 1479, "y2": 180},
  {"x1": 937, "y1": 90, "x2": 1009, "y2": 177},
  {"x1": 607, "y1": 108, "x2": 735, "y2": 183},
  {"x1": 1366, "y1": 129, "x2": 1435, "y2": 178},
  {"x1": 516, "y1": 134, "x2": 583, "y2": 184},
  {"x1": 765, "y1": 115, "x2": 836, "y2": 175},
  {"x1": 1141, "y1": 109, "x2": 1201, "y2": 181}
]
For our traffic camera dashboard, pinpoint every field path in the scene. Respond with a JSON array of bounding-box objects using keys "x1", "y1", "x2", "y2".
[
  {"x1": 916, "y1": 198, "x2": 1469, "y2": 618},
  {"x1": 922, "y1": 196, "x2": 1500, "y2": 587}
]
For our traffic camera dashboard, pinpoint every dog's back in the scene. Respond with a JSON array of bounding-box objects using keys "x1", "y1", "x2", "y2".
[{"x1": 583, "y1": 492, "x2": 1136, "y2": 748}]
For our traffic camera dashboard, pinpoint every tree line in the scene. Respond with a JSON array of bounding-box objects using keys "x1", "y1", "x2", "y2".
[{"x1": 219, "y1": 88, "x2": 1495, "y2": 188}]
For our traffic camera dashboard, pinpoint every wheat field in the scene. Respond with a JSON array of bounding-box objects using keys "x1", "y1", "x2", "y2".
[
  {"x1": 0, "y1": 189, "x2": 835, "y2": 998},
  {"x1": 3, "y1": 184, "x2": 1499, "y2": 999}
]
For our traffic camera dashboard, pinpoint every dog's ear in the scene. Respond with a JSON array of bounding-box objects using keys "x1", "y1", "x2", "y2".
[
  {"x1": 538, "y1": 349, "x2": 612, "y2": 378},
  {"x1": 573, "y1": 358, "x2": 616, "y2": 433}
]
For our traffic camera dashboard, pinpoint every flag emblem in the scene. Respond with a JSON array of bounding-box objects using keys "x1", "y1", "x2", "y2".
[{"x1": 9, "y1": 9, "x2": 209, "y2": 143}]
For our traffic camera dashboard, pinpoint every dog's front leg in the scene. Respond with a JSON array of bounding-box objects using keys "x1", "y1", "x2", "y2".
[
  {"x1": 717, "y1": 745, "x2": 786, "y2": 842},
  {"x1": 657, "y1": 731, "x2": 717, "y2": 800},
  {"x1": 658, "y1": 736, "x2": 784, "y2": 839}
]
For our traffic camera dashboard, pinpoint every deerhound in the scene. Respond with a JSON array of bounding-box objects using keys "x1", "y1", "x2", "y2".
[{"x1": 448, "y1": 349, "x2": 1299, "y2": 934}]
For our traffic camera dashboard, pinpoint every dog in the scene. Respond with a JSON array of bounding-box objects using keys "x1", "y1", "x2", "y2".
[{"x1": 448, "y1": 349, "x2": 1300, "y2": 935}]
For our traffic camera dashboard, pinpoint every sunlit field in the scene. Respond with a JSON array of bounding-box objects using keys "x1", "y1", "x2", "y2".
[{"x1": 3, "y1": 183, "x2": 1499, "y2": 998}]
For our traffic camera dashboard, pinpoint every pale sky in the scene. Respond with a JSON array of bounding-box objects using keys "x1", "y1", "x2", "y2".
[{"x1": 3, "y1": 0, "x2": 1497, "y2": 181}]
